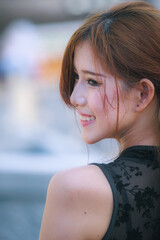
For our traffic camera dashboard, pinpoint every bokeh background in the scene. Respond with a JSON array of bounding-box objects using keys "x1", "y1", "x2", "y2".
[{"x1": 0, "y1": 0, "x2": 159, "y2": 239}]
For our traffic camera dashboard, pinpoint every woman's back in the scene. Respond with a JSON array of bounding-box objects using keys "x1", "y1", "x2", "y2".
[
  {"x1": 92, "y1": 145, "x2": 160, "y2": 239},
  {"x1": 39, "y1": 145, "x2": 160, "y2": 240}
]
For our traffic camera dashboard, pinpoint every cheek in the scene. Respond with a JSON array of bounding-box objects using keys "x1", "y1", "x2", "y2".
[
  {"x1": 105, "y1": 86, "x2": 118, "y2": 108},
  {"x1": 88, "y1": 88, "x2": 118, "y2": 115},
  {"x1": 88, "y1": 91, "x2": 105, "y2": 113}
]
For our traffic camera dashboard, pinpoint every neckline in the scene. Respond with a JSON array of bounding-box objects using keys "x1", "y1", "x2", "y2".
[
  {"x1": 119, "y1": 145, "x2": 160, "y2": 161},
  {"x1": 121, "y1": 145, "x2": 159, "y2": 153}
]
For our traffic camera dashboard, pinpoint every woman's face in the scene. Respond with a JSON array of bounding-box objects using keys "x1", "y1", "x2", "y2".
[{"x1": 70, "y1": 41, "x2": 136, "y2": 144}]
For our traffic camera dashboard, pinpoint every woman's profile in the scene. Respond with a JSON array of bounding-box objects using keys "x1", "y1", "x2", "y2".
[{"x1": 39, "y1": 1, "x2": 160, "y2": 239}]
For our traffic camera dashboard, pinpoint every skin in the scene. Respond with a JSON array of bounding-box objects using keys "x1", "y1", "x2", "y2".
[
  {"x1": 71, "y1": 41, "x2": 160, "y2": 149},
  {"x1": 39, "y1": 41, "x2": 160, "y2": 240},
  {"x1": 39, "y1": 165, "x2": 113, "y2": 240}
]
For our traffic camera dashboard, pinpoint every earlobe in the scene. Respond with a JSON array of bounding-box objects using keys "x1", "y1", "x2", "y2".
[{"x1": 135, "y1": 79, "x2": 155, "y2": 112}]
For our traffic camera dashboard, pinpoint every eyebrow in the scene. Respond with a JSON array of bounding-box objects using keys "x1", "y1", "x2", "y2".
[
  {"x1": 74, "y1": 67, "x2": 106, "y2": 78},
  {"x1": 82, "y1": 70, "x2": 107, "y2": 78}
]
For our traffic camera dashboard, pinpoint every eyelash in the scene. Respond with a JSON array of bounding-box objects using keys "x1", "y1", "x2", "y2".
[
  {"x1": 87, "y1": 79, "x2": 99, "y2": 86},
  {"x1": 73, "y1": 72, "x2": 100, "y2": 87},
  {"x1": 74, "y1": 72, "x2": 79, "y2": 80}
]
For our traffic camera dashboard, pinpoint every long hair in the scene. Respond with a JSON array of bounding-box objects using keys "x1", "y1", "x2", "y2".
[{"x1": 60, "y1": 1, "x2": 160, "y2": 108}]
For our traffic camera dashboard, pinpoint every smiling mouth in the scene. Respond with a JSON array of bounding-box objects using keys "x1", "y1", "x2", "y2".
[{"x1": 80, "y1": 116, "x2": 96, "y2": 121}]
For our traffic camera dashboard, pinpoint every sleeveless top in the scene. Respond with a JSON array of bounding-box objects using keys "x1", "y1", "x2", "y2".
[{"x1": 92, "y1": 145, "x2": 160, "y2": 240}]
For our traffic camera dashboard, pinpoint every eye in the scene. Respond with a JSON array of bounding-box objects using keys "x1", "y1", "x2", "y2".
[
  {"x1": 73, "y1": 72, "x2": 79, "y2": 80},
  {"x1": 87, "y1": 79, "x2": 99, "y2": 87}
]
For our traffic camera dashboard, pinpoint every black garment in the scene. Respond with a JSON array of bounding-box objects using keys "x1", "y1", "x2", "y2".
[{"x1": 92, "y1": 145, "x2": 160, "y2": 240}]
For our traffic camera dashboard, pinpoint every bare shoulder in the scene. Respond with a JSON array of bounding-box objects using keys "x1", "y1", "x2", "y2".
[
  {"x1": 51, "y1": 164, "x2": 113, "y2": 197},
  {"x1": 39, "y1": 165, "x2": 113, "y2": 240}
]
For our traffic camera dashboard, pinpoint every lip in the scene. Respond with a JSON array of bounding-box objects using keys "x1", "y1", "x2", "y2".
[
  {"x1": 80, "y1": 118, "x2": 96, "y2": 127},
  {"x1": 77, "y1": 110, "x2": 94, "y2": 117},
  {"x1": 78, "y1": 111, "x2": 96, "y2": 127}
]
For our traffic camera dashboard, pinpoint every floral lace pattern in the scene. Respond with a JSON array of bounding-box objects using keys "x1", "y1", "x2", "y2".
[{"x1": 92, "y1": 146, "x2": 160, "y2": 240}]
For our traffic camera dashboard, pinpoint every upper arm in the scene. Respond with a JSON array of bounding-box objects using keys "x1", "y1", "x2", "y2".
[{"x1": 39, "y1": 165, "x2": 113, "y2": 240}]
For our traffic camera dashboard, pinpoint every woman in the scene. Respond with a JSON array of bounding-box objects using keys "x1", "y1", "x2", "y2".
[{"x1": 39, "y1": 1, "x2": 160, "y2": 239}]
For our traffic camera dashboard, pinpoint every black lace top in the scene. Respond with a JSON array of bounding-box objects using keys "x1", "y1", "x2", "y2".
[{"x1": 92, "y1": 145, "x2": 160, "y2": 240}]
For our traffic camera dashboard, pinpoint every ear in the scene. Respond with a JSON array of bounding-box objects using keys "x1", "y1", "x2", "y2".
[{"x1": 135, "y1": 78, "x2": 155, "y2": 112}]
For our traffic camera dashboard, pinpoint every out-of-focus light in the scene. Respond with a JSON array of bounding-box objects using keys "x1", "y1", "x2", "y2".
[
  {"x1": 1, "y1": 20, "x2": 40, "y2": 77},
  {"x1": 63, "y1": 0, "x2": 122, "y2": 15}
]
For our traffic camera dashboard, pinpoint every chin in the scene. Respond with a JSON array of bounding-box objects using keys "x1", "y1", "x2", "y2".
[{"x1": 82, "y1": 135, "x2": 101, "y2": 145}]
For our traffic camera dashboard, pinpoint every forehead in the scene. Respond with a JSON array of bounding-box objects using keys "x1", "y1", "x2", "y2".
[
  {"x1": 74, "y1": 41, "x2": 94, "y2": 67},
  {"x1": 74, "y1": 41, "x2": 105, "y2": 73}
]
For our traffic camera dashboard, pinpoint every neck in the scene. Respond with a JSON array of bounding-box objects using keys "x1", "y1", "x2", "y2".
[{"x1": 118, "y1": 121, "x2": 160, "y2": 151}]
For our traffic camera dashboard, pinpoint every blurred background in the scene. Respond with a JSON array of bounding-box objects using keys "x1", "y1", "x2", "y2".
[{"x1": 0, "y1": 0, "x2": 159, "y2": 239}]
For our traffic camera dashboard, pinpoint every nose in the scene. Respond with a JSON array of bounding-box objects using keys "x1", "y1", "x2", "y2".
[{"x1": 70, "y1": 82, "x2": 87, "y2": 108}]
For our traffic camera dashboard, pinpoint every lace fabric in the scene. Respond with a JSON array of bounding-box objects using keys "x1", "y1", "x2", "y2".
[{"x1": 92, "y1": 146, "x2": 160, "y2": 240}]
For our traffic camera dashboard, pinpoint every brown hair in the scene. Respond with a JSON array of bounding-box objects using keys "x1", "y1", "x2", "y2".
[{"x1": 60, "y1": 1, "x2": 160, "y2": 108}]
